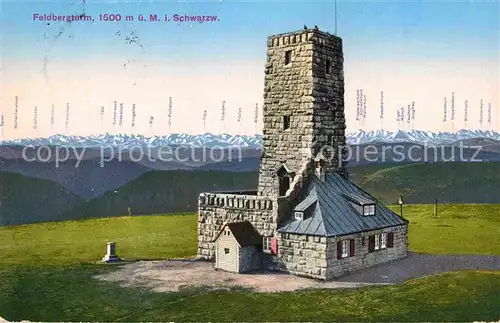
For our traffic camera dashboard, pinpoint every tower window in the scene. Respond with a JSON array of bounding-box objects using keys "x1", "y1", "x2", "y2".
[
  {"x1": 279, "y1": 175, "x2": 290, "y2": 196},
  {"x1": 326, "y1": 59, "x2": 331, "y2": 74},
  {"x1": 283, "y1": 115, "x2": 290, "y2": 130},
  {"x1": 285, "y1": 50, "x2": 292, "y2": 65}
]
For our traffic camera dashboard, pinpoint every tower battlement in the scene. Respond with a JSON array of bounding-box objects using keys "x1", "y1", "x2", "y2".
[{"x1": 267, "y1": 29, "x2": 342, "y2": 49}]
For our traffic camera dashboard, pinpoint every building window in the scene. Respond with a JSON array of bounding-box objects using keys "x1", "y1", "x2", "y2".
[
  {"x1": 285, "y1": 50, "x2": 292, "y2": 65},
  {"x1": 263, "y1": 237, "x2": 271, "y2": 253},
  {"x1": 363, "y1": 204, "x2": 376, "y2": 216},
  {"x1": 369, "y1": 233, "x2": 393, "y2": 252},
  {"x1": 283, "y1": 115, "x2": 290, "y2": 130},
  {"x1": 375, "y1": 233, "x2": 387, "y2": 250},
  {"x1": 338, "y1": 239, "x2": 355, "y2": 259},
  {"x1": 341, "y1": 240, "x2": 349, "y2": 258},
  {"x1": 224, "y1": 248, "x2": 230, "y2": 254},
  {"x1": 294, "y1": 211, "x2": 303, "y2": 221},
  {"x1": 326, "y1": 59, "x2": 331, "y2": 74},
  {"x1": 327, "y1": 134, "x2": 333, "y2": 145}
]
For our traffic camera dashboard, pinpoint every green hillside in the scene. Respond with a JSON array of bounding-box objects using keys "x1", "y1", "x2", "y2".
[
  {"x1": 58, "y1": 162, "x2": 500, "y2": 223},
  {"x1": 390, "y1": 204, "x2": 500, "y2": 255},
  {"x1": 0, "y1": 172, "x2": 83, "y2": 225},
  {"x1": 60, "y1": 170, "x2": 258, "y2": 221},
  {"x1": 0, "y1": 214, "x2": 197, "y2": 265},
  {"x1": 4, "y1": 162, "x2": 500, "y2": 225},
  {"x1": 350, "y1": 162, "x2": 500, "y2": 204},
  {"x1": 2, "y1": 205, "x2": 499, "y2": 265},
  {"x1": 1, "y1": 205, "x2": 499, "y2": 321}
]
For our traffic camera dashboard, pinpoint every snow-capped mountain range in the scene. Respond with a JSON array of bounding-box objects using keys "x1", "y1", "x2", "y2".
[
  {"x1": 346, "y1": 129, "x2": 500, "y2": 145},
  {"x1": 2, "y1": 129, "x2": 500, "y2": 148}
]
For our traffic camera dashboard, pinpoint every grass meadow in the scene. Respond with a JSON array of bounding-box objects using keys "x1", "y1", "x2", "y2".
[{"x1": 0, "y1": 205, "x2": 499, "y2": 321}]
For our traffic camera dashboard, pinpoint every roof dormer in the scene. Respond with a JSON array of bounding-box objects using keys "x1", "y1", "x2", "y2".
[
  {"x1": 292, "y1": 193, "x2": 318, "y2": 221},
  {"x1": 342, "y1": 192, "x2": 376, "y2": 216}
]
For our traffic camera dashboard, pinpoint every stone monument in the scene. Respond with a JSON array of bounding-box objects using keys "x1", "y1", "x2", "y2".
[{"x1": 102, "y1": 241, "x2": 121, "y2": 263}]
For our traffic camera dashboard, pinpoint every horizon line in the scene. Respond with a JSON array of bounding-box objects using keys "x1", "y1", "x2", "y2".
[{"x1": 2, "y1": 128, "x2": 500, "y2": 142}]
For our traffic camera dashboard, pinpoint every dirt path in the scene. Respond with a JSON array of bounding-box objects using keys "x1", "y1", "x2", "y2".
[
  {"x1": 337, "y1": 252, "x2": 500, "y2": 284},
  {"x1": 95, "y1": 252, "x2": 500, "y2": 293},
  {"x1": 95, "y1": 260, "x2": 386, "y2": 293}
]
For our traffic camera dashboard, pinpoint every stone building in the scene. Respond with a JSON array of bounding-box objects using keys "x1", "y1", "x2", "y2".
[{"x1": 198, "y1": 27, "x2": 408, "y2": 280}]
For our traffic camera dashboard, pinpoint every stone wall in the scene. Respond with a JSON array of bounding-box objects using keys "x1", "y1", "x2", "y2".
[
  {"x1": 258, "y1": 29, "x2": 348, "y2": 197},
  {"x1": 310, "y1": 32, "x2": 348, "y2": 175},
  {"x1": 275, "y1": 224, "x2": 408, "y2": 280},
  {"x1": 325, "y1": 224, "x2": 408, "y2": 279},
  {"x1": 198, "y1": 192, "x2": 275, "y2": 259},
  {"x1": 277, "y1": 232, "x2": 328, "y2": 280},
  {"x1": 239, "y1": 245, "x2": 261, "y2": 273}
]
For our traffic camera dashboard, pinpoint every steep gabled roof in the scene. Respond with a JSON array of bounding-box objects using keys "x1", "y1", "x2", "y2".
[
  {"x1": 278, "y1": 172, "x2": 408, "y2": 237},
  {"x1": 214, "y1": 221, "x2": 262, "y2": 247}
]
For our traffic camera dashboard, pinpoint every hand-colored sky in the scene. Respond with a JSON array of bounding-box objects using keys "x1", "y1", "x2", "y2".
[{"x1": 1, "y1": 0, "x2": 499, "y2": 139}]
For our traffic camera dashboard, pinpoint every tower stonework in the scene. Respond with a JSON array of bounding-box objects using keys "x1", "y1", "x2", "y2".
[
  {"x1": 257, "y1": 29, "x2": 348, "y2": 198},
  {"x1": 198, "y1": 28, "x2": 407, "y2": 280}
]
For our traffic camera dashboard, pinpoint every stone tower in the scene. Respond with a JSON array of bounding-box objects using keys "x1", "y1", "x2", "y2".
[{"x1": 257, "y1": 29, "x2": 348, "y2": 197}]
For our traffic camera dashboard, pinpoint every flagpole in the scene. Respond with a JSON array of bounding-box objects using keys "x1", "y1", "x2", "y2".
[{"x1": 335, "y1": 0, "x2": 338, "y2": 35}]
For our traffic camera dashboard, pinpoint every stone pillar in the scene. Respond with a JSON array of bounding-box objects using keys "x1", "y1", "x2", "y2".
[{"x1": 102, "y1": 241, "x2": 121, "y2": 263}]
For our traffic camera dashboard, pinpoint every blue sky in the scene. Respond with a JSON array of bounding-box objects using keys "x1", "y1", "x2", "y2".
[
  {"x1": 1, "y1": 0, "x2": 499, "y2": 137},
  {"x1": 2, "y1": 0, "x2": 498, "y2": 61}
]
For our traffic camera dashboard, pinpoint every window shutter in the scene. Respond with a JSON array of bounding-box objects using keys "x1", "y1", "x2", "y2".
[
  {"x1": 349, "y1": 239, "x2": 355, "y2": 257},
  {"x1": 368, "y1": 236, "x2": 375, "y2": 253},
  {"x1": 270, "y1": 238, "x2": 278, "y2": 255},
  {"x1": 387, "y1": 232, "x2": 394, "y2": 248},
  {"x1": 337, "y1": 241, "x2": 342, "y2": 259}
]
